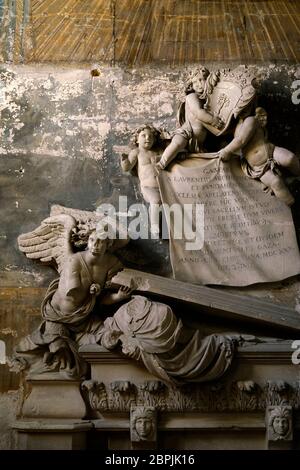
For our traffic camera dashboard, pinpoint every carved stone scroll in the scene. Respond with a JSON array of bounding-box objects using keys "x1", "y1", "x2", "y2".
[{"x1": 158, "y1": 157, "x2": 300, "y2": 286}]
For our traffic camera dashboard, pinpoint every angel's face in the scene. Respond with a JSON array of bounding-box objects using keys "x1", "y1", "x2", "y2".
[
  {"x1": 256, "y1": 110, "x2": 267, "y2": 128},
  {"x1": 192, "y1": 73, "x2": 207, "y2": 94},
  {"x1": 87, "y1": 232, "x2": 107, "y2": 256},
  {"x1": 137, "y1": 128, "x2": 155, "y2": 149}
]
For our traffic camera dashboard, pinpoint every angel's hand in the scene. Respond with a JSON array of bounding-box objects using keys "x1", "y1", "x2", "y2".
[
  {"x1": 211, "y1": 116, "x2": 224, "y2": 130},
  {"x1": 57, "y1": 348, "x2": 73, "y2": 370},
  {"x1": 90, "y1": 283, "x2": 101, "y2": 296},
  {"x1": 43, "y1": 344, "x2": 73, "y2": 371},
  {"x1": 101, "y1": 330, "x2": 121, "y2": 350},
  {"x1": 115, "y1": 285, "x2": 133, "y2": 301},
  {"x1": 219, "y1": 148, "x2": 231, "y2": 162},
  {"x1": 154, "y1": 162, "x2": 164, "y2": 175}
]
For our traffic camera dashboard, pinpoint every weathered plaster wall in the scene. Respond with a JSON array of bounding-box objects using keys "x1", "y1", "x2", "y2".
[{"x1": 0, "y1": 63, "x2": 300, "y2": 448}]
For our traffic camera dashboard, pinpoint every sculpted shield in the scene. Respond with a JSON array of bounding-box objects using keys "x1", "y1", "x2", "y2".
[{"x1": 202, "y1": 67, "x2": 257, "y2": 136}]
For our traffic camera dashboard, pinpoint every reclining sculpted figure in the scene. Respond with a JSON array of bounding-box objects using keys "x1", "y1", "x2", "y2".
[{"x1": 12, "y1": 206, "x2": 239, "y2": 384}]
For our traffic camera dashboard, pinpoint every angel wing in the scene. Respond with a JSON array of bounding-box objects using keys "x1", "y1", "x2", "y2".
[{"x1": 18, "y1": 214, "x2": 76, "y2": 274}]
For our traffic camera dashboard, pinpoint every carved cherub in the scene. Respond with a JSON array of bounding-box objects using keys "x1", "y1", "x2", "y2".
[
  {"x1": 121, "y1": 124, "x2": 162, "y2": 236},
  {"x1": 219, "y1": 107, "x2": 300, "y2": 206},
  {"x1": 156, "y1": 67, "x2": 224, "y2": 171},
  {"x1": 13, "y1": 212, "x2": 130, "y2": 377}
]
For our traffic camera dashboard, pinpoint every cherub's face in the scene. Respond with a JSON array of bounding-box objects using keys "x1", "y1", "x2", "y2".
[
  {"x1": 192, "y1": 74, "x2": 206, "y2": 94},
  {"x1": 87, "y1": 232, "x2": 107, "y2": 256},
  {"x1": 137, "y1": 128, "x2": 155, "y2": 149},
  {"x1": 256, "y1": 111, "x2": 267, "y2": 128}
]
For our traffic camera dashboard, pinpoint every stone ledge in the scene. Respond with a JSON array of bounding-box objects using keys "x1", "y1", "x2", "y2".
[
  {"x1": 13, "y1": 420, "x2": 93, "y2": 432},
  {"x1": 93, "y1": 412, "x2": 265, "y2": 431},
  {"x1": 79, "y1": 341, "x2": 295, "y2": 365}
]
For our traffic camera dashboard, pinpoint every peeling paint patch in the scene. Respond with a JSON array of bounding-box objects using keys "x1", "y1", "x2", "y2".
[{"x1": 0, "y1": 328, "x2": 17, "y2": 337}]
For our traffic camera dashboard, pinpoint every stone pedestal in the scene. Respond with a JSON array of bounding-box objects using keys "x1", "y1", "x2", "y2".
[
  {"x1": 14, "y1": 420, "x2": 92, "y2": 450},
  {"x1": 14, "y1": 377, "x2": 92, "y2": 450},
  {"x1": 79, "y1": 341, "x2": 300, "y2": 450}
]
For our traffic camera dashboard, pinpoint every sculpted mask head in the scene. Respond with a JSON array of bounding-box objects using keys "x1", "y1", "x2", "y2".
[
  {"x1": 131, "y1": 406, "x2": 156, "y2": 442},
  {"x1": 268, "y1": 406, "x2": 291, "y2": 439}
]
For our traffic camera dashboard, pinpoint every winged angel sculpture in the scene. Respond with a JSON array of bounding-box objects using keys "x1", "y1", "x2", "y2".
[
  {"x1": 11, "y1": 205, "x2": 238, "y2": 385},
  {"x1": 12, "y1": 205, "x2": 131, "y2": 379}
]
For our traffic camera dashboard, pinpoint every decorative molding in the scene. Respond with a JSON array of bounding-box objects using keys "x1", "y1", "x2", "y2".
[
  {"x1": 79, "y1": 342, "x2": 296, "y2": 365},
  {"x1": 81, "y1": 379, "x2": 300, "y2": 413}
]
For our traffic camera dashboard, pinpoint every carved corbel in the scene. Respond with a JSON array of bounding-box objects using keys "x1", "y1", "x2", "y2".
[
  {"x1": 266, "y1": 405, "x2": 293, "y2": 449},
  {"x1": 130, "y1": 405, "x2": 157, "y2": 443}
]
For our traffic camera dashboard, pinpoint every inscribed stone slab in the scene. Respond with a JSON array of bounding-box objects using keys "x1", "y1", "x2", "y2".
[{"x1": 158, "y1": 156, "x2": 300, "y2": 286}]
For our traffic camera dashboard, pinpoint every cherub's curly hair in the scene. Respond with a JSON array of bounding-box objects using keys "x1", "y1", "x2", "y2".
[
  {"x1": 132, "y1": 124, "x2": 160, "y2": 147},
  {"x1": 185, "y1": 68, "x2": 220, "y2": 99}
]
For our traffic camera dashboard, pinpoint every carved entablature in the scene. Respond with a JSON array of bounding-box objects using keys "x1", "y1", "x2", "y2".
[{"x1": 81, "y1": 379, "x2": 300, "y2": 414}]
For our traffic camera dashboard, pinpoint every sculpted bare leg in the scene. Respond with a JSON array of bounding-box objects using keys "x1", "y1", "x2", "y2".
[
  {"x1": 149, "y1": 203, "x2": 161, "y2": 236},
  {"x1": 260, "y1": 170, "x2": 295, "y2": 206},
  {"x1": 273, "y1": 146, "x2": 300, "y2": 176},
  {"x1": 158, "y1": 134, "x2": 187, "y2": 169}
]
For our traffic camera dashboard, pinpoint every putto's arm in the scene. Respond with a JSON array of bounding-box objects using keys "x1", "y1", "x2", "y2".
[
  {"x1": 186, "y1": 94, "x2": 223, "y2": 128},
  {"x1": 121, "y1": 149, "x2": 138, "y2": 172},
  {"x1": 220, "y1": 116, "x2": 257, "y2": 161}
]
